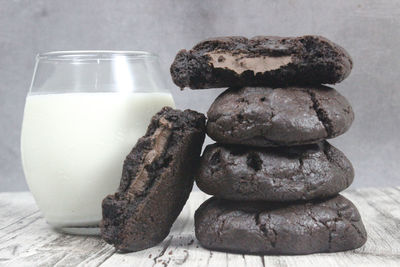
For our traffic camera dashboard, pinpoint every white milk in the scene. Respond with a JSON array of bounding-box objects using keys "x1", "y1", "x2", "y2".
[{"x1": 21, "y1": 92, "x2": 175, "y2": 227}]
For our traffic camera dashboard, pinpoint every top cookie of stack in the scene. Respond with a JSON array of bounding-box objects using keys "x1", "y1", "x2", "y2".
[{"x1": 170, "y1": 35, "x2": 352, "y2": 89}]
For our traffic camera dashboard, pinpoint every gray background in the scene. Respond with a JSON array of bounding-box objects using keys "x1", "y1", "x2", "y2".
[{"x1": 0, "y1": 0, "x2": 399, "y2": 191}]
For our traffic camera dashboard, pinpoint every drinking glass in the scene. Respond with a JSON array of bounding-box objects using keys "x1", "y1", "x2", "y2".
[{"x1": 21, "y1": 51, "x2": 175, "y2": 234}]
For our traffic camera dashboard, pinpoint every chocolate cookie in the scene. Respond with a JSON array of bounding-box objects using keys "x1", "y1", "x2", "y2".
[
  {"x1": 207, "y1": 86, "x2": 354, "y2": 147},
  {"x1": 170, "y1": 35, "x2": 352, "y2": 89},
  {"x1": 195, "y1": 195, "x2": 367, "y2": 255},
  {"x1": 101, "y1": 107, "x2": 206, "y2": 252},
  {"x1": 196, "y1": 142, "x2": 353, "y2": 201}
]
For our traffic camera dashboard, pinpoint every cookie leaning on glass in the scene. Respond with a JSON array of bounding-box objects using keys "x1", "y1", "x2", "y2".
[{"x1": 100, "y1": 107, "x2": 206, "y2": 252}]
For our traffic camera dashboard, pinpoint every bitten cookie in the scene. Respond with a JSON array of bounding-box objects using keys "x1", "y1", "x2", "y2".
[
  {"x1": 101, "y1": 107, "x2": 206, "y2": 252},
  {"x1": 207, "y1": 86, "x2": 354, "y2": 147},
  {"x1": 196, "y1": 142, "x2": 354, "y2": 201},
  {"x1": 195, "y1": 196, "x2": 367, "y2": 255},
  {"x1": 170, "y1": 35, "x2": 352, "y2": 89}
]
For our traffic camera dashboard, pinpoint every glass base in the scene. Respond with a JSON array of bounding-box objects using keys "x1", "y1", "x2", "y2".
[{"x1": 54, "y1": 226, "x2": 101, "y2": 236}]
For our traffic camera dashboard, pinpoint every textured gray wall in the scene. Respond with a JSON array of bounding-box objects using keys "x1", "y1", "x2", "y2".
[{"x1": 0, "y1": 0, "x2": 399, "y2": 191}]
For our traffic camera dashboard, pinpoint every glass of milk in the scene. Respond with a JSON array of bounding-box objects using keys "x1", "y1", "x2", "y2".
[{"x1": 21, "y1": 51, "x2": 175, "y2": 234}]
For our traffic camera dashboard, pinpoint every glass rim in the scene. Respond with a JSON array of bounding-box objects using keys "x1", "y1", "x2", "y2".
[{"x1": 36, "y1": 50, "x2": 158, "y2": 61}]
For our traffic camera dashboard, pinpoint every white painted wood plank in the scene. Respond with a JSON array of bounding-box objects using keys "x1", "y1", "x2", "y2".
[
  {"x1": 0, "y1": 211, "x2": 115, "y2": 266},
  {"x1": 0, "y1": 192, "x2": 39, "y2": 231},
  {"x1": 0, "y1": 188, "x2": 399, "y2": 267},
  {"x1": 0, "y1": 192, "x2": 115, "y2": 266}
]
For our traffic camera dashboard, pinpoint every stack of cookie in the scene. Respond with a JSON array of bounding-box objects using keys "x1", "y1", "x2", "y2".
[{"x1": 171, "y1": 35, "x2": 367, "y2": 255}]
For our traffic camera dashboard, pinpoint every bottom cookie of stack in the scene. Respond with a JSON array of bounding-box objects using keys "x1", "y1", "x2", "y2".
[{"x1": 194, "y1": 195, "x2": 367, "y2": 255}]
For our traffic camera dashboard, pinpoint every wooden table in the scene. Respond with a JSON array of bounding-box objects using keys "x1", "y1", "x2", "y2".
[{"x1": 0, "y1": 188, "x2": 400, "y2": 267}]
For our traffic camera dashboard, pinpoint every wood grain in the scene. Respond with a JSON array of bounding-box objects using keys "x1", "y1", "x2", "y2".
[{"x1": 0, "y1": 188, "x2": 399, "y2": 267}]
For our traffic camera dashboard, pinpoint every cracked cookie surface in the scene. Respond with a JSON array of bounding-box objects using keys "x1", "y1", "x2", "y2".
[
  {"x1": 195, "y1": 195, "x2": 367, "y2": 255},
  {"x1": 100, "y1": 107, "x2": 206, "y2": 252},
  {"x1": 207, "y1": 86, "x2": 354, "y2": 147},
  {"x1": 170, "y1": 35, "x2": 352, "y2": 89},
  {"x1": 196, "y1": 142, "x2": 353, "y2": 201}
]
